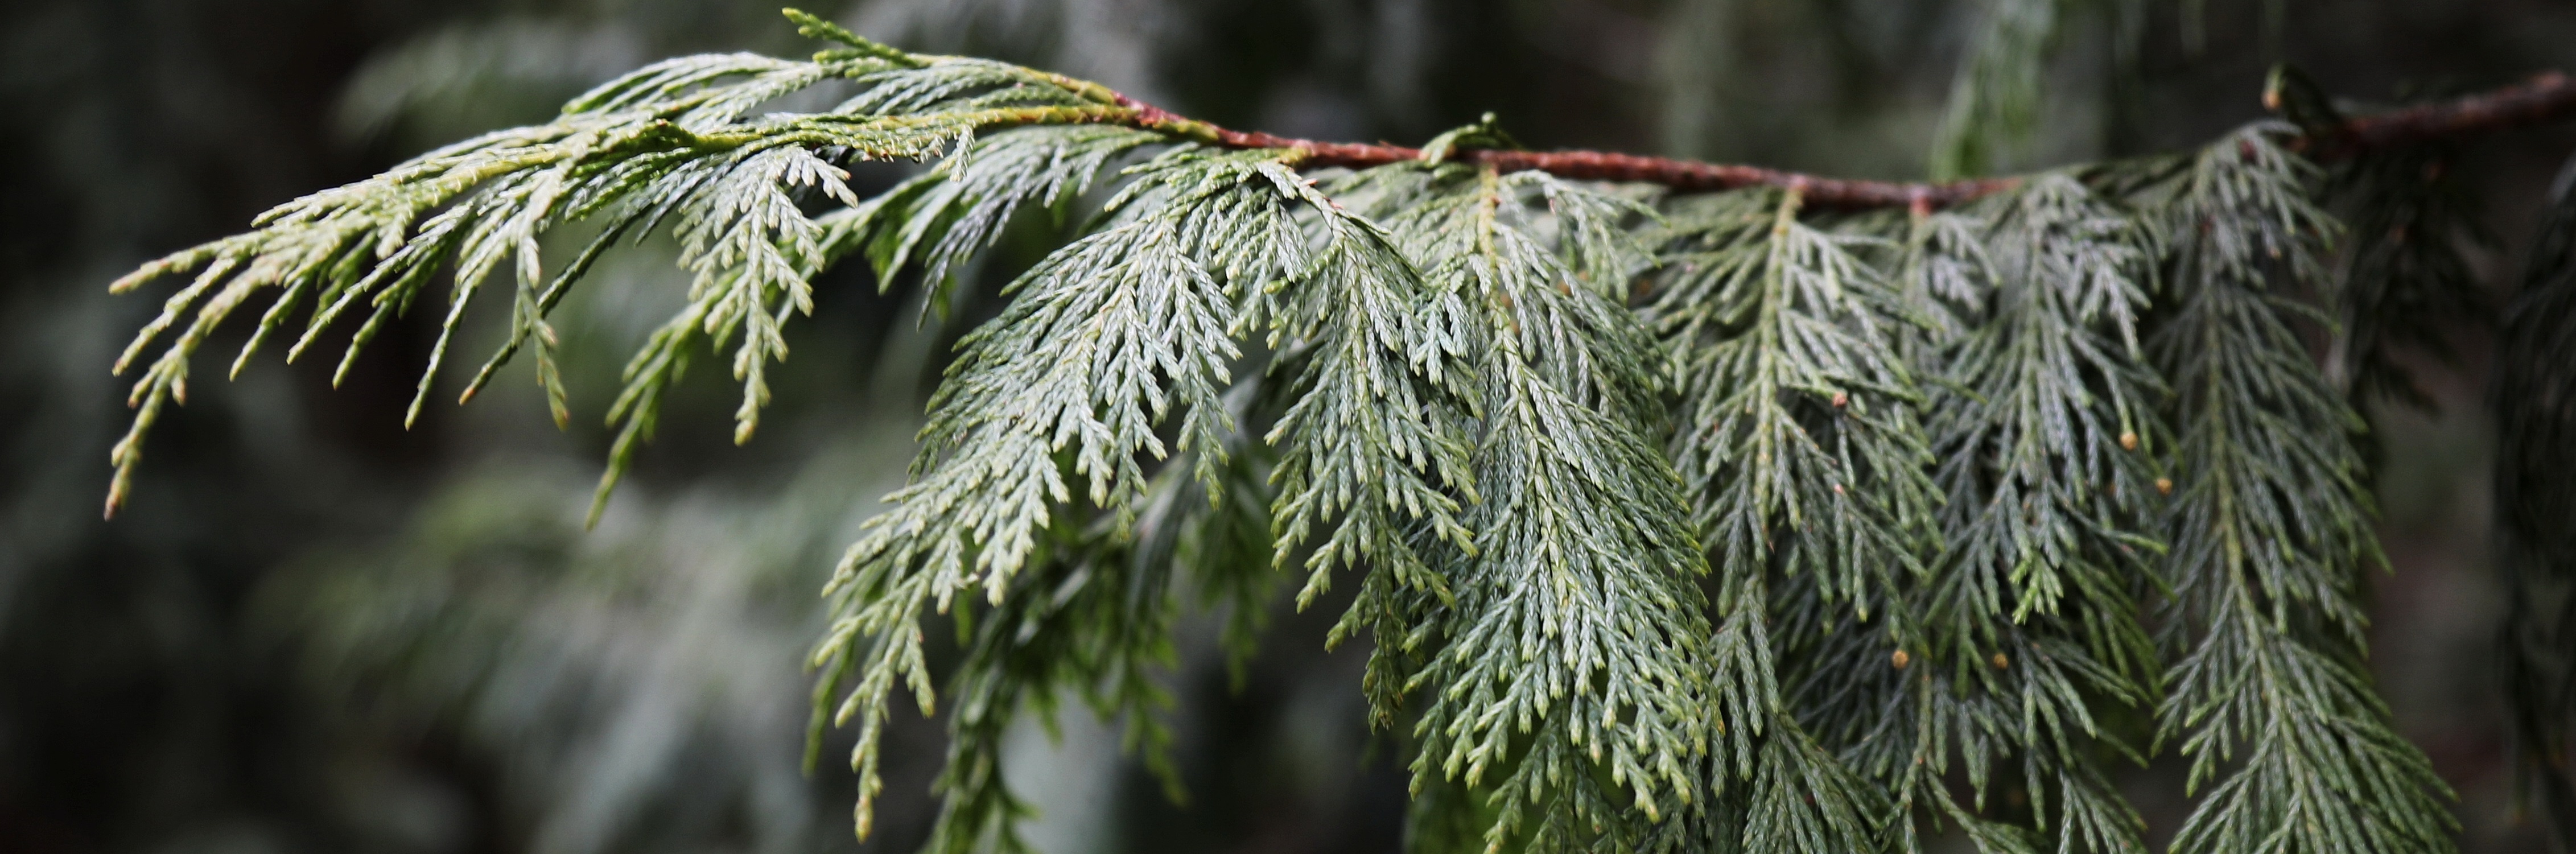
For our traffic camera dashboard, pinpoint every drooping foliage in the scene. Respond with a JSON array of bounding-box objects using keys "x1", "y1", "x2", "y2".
[
  {"x1": 101, "y1": 8, "x2": 2528, "y2": 854},
  {"x1": 1795, "y1": 172, "x2": 2165, "y2": 854},
  {"x1": 2143, "y1": 126, "x2": 2455, "y2": 854},
  {"x1": 2496, "y1": 156, "x2": 2576, "y2": 854}
]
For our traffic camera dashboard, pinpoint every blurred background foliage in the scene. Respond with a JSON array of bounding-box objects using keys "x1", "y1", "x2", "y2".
[{"x1": 2, "y1": 1, "x2": 2573, "y2": 852}]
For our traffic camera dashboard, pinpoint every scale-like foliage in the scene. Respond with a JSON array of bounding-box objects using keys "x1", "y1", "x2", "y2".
[
  {"x1": 1347, "y1": 164, "x2": 1715, "y2": 851},
  {"x1": 1645, "y1": 187, "x2": 1938, "y2": 854},
  {"x1": 1927, "y1": 175, "x2": 2160, "y2": 630},
  {"x1": 1651, "y1": 188, "x2": 1940, "y2": 625},
  {"x1": 2327, "y1": 141, "x2": 2488, "y2": 413},
  {"x1": 809, "y1": 147, "x2": 1456, "y2": 842},
  {"x1": 105, "y1": 13, "x2": 1139, "y2": 519},
  {"x1": 2145, "y1": 126, "x2": 2455, "y2": 854},
  {"x1": 97, "y1": 10, "x2": 2511, "y2": 854},
  {"x1": 1812, "y1": 174, "x2": 2163, "y2": 854},
  {"x1": 2495, "y1": 155, "x2": 2576, "y2": 853},
  {"x1": 824, "y1": 123, "x2": 1163, "y2": 315}
]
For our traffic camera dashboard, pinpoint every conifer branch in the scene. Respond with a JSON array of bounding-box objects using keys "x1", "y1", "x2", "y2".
[
  {"x1": 2146, "y1": 125, "x2": 2456, "y2": 854},
  {"x1": 1112, "y1": 71, "x2": 2576, "y2": 209},
  {"x1": 2300, "y1": 71, "x2": 2576, "y2": 156},
  {"x1": 1809, "y1": 173, "x2": 2165, "y2": 854},
  {"x1": 1645, "y1": 183, "x2": 1937, "y2": 854},
  {"x1": 93, "y1": 11, "x2": 2561, "y2": 854},
  {"x1": 1344, "y1": 164, "x2": 1717, "y2": 849}
]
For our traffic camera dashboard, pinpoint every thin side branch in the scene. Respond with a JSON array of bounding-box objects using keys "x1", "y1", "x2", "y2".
[
  {"x1": 1120, "y1": 71, "x2": 2576, "y2": 208},
  {"x1": 2325, "y1": 71, "x2": 2576, "y2": 154}
]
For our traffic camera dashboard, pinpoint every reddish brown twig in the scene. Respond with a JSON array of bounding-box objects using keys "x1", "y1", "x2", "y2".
[
  {"x1": 1118, "y1": 71, "x2": 2576, "y2": 209},
  {"x1": 2304, "y1": 71, "x2": 2576, "y2": 158}
]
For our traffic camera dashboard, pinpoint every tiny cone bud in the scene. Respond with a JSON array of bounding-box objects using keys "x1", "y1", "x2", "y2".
[
  {"x1": 2155, "y1": 477, "x2": 2174, "y2": 496},
  {"x1": 1992, "y1": 653, "x2": 2009, "y2": 669},
  {"x1": 1891, "y1": 649, "x2": 1910, "y2": 669},
  {"x1": 2120, "y1": 431, "x2": 2138, "y2": 451},
  {"x1": 1831, "y1": 391, "x2": 1849, "y2": 408}
]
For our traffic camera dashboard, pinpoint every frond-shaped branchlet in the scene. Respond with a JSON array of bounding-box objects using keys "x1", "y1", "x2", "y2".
[
  {"x1": 809, "y1": 151, "x2": 1285, "y2": 838},
  {"x1": 807, "y1": 146, "x2": 1480, "y2": 840},
  {"x1": 1928, "y1": 174, "x2": 2161, "y2": 634},
  {"x1": 827, "y1": 375, "x2": 1279, "y2": 854},
  {"x1": 1897, "y1": 207, "x2": 1994, "y2": 353},
  {"x1": 2491, "y1": 153, "x2": 2576, "y2": 853},
  {"x1": 1647, "y1": 186, "x2": 1935, "y2": 854},
  {"x1": 107, "y1": 15, "x2": 1487, "y2": 841},
  {"x1": 104, "y1": 14, "x2": 1143, "y2": 519},
  {"x1": 1353, "y1": 165, "x2": 1714, "y2": 851},
  {"x1": 1651, "y1": 187, "x2": 1940, "y2": 632},
  {"x1": 1815, "y1": 174, "x2": 2165, "y2": 854},
  {"x1": 2145, "y1": 125, "x2": 2456, "y2": 854},
  {"x1": 102, "y1": 12, "x2": 2512, "y2": 854},
  {"x1": 1255, "y1": 167, "x2": 1481, "y2": 652},
  {"x1": 1701, "y1": 571, "x2": 1891, "y2": 853},
  {"x1": 909, "y1": 485, "x2": 1184, "y2": 854},
  {"x1": 2326, "y1": 141, "x2": 2490, "y2": 414},
  {"x1": 822, "y1": 123, "x2": 1163, "y2": 314}
]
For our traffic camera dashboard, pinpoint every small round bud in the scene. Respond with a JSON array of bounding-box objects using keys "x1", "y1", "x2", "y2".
[
  {"x1": 2155, "y1": 477, "x2": 2174, "y2": 496},
  {"x1": 1991, "y1": 653, "x2": 2010, "y2": 669},
  {"x1": 1891, "y1": 649, "x2": 1910, "y2": 669},
  {"x1": 1830, "y1": 391, "x2": 1849, "y2": 409},
  {"x1": 2119, "y1": 431, "x2": 2138, "y2": 451}
]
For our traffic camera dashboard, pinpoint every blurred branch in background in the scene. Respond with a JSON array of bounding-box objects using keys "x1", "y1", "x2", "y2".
[{"x1": 252, "y1": 433, "x2": 909, "y2": 854}]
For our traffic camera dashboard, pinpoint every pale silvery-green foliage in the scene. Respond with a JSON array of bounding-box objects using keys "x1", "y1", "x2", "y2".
[
  {"x1": 1808, "y1": 174, "x2": 2165, "y2": 854},
  {"x1": 104, "y1": 18, "x2": 1131, "y2": 517},
  {"x1": 103, "y1": 10, "x2": 2471, "y2": 854},
  {"x1": 1644, "y1": 185, "x2": 1941, "y2": 854},
  {"x1": 1339, "y1": 165, "x2": 1717, "y2": 850},
  {"x1": 1652, "y1": 187, "x2": 1940, "y2": 629},
  {"x1": 805, "y1": 143, "x2": 1477, "y2": 849}
]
